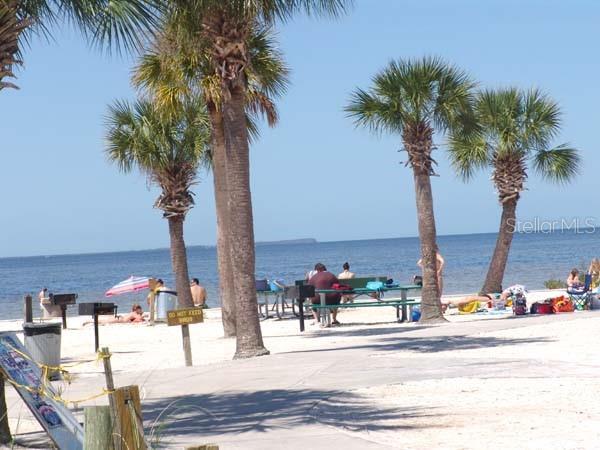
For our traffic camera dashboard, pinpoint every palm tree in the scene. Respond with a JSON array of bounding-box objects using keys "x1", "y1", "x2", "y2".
[
  {"x1": 449, "y1": 88, "x2": 580, "y2": 293},
  {"x1": 346, "y1": 57, "x2": 475, "y2": 323},
  {"x1": 159, "y1": 0, "x2": 351, "y2": 359},
  {"x1": 132, "y1": 23, "x2": 288, "y2": 339},
  {"x1": 0, "y1": 0, "x2": 160, "y2": 444},
  {"x1": 105, "y1": 98, "x2": 210, "y2": 309},
  {"x1": 0, "y1": 0, "x2": 160, "y2": 91}
]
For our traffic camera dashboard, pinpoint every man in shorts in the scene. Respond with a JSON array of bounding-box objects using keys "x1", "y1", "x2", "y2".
[{"x1": 307, "y1": 263, "x2": 342, "y2": 326}]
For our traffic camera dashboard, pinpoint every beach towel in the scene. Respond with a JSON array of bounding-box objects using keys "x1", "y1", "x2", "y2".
[{"x1": 458, "y1": 301, "x2": 479, "y2": 314}]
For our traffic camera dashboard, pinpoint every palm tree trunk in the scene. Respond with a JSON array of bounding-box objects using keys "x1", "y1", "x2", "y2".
[
  {"x1": 167, "y1": 216, "x2": 194, "y2": 308},
  {"x1": 208, "y1": 105, "x2": 237, "y2": 337},
  {"x1": 481, "y1": 198, "x2": 518, "y2": 294},
  {"x1": 413, "y1": 170, "x2": 445, "y2": 322},
  {"x1": 0, "y1": 375, "x2": 10, "y2": 445},
  {"x1": 221, "y1": 83, "x2": 269, "y2": 359}
]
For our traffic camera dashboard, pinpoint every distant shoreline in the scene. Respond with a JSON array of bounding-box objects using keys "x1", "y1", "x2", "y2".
[
  {"x1": 256, "y1": 238, "x2": 318, "y2": 246},
  {"x1": 1, "y1": 227, "x2": 597, "y2": 260}
]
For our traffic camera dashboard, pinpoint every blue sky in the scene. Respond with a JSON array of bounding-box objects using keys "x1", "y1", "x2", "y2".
[{"x1": 1, "y1": 0, "x2": 599, "y2": 257}]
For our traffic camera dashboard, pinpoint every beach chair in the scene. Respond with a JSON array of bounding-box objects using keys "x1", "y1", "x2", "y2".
[{"x1": 567, "y1": 273, "x2": 592, "y2": 310}]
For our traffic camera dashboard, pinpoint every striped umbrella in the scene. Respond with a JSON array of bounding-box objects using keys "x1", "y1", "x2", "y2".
[{"x1": 105, "y1": 276, "x2": 151, "y2": 297}]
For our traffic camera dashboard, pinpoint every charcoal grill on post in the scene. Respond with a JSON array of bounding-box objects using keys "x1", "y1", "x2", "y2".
[
  {"x1": 50, "y1": 293, "x2": 78, "y2": 329},
  {"x1": 78, "y1": 302, "x2": 118, "y2": 352}
]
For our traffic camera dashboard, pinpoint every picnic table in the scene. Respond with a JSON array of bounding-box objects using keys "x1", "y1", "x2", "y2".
[{"x1": 298, "y1": 284, "x2": 422, "y2": 331}]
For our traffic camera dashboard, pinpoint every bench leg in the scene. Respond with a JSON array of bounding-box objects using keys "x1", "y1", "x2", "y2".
[
  {"x1": 275, "y1": 295, "x2": 282, "y2": 319},
  {"x1": 299, "y1": 299, "x2": 305, "y2": 332},
  {"x1": 264, "y1": 294, "x2": 271, "y2": 319},
  {"x1": 400, "y1": 289, "x2": 408, "y2": 322}
]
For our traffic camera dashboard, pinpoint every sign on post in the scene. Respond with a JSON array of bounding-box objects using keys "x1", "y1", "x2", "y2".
[
  {"x1": 167, "y1": 307, "x2": 204, "y2": 326},
  {"x1": 167, "y1": 307, "x2": 203, "y2": 367}
]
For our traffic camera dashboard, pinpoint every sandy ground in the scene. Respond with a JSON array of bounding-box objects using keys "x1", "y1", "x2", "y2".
[{"x1": 2, "y1": 288, "x2": 598, "y2": 448}]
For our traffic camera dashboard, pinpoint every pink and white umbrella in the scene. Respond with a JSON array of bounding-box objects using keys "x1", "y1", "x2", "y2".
[{"x1": 105, "y1": 276, "x2": 151, "y2": 297}]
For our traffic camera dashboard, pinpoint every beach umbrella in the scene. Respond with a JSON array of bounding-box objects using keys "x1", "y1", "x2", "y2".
[{"x1": 105, "y1": 276, "x2": 151, "y2": 297}]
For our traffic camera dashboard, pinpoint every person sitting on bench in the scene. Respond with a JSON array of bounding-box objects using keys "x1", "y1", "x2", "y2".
[{"x1": 308, "y1": 263, "x2": 342, "y2": 326}]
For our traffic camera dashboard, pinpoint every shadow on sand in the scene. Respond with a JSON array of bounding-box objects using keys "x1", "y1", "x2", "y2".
[
  {"x1": 287, "y1": 325, "x2": 553, "y2": 355},
  {"x1": 142, "y1": 388, "x2": 437, "y2": 444}
]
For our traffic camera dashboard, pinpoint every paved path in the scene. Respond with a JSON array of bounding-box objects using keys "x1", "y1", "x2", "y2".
[{"x1": 8, "y1": 311, "x2": 600, "y2": 449}]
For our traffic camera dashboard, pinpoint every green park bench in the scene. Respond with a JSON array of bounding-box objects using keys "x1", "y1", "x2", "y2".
[{"x1": 291, "y1": 278, "x2": 421, "y2": 331}]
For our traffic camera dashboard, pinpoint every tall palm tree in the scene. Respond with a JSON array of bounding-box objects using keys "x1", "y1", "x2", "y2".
[
  {"x1": 0, "y1": 0, "x2": 160, "y2": 91},
  {"x1": 346, "y1": 57, "x2": 475, "y2": 322},
  {"x1": 133, "y1": 23, "x2": 288, "y2": 339},
  {"x1": 160, "y1": 0, "x2": 351, "y2": 359},
  {"x1": 105, "y1": 98, "x2": 210, "y2": 308},
  {"x1": 449, "y1": 88, "x2": 580, "y2": 293},
  {"x1": 0, "y1": 0, "x2": 160, "y2": 444}
]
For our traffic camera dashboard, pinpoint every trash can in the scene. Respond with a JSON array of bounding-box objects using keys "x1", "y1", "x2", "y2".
[
  {"x1": 22, "y1": 323, "x2": 62, "y2": 380},
  {"x1": 155, "y1": 290, "x2": 178, "y2": 321}
]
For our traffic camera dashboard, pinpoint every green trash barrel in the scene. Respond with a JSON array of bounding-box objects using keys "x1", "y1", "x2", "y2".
[{"x1": 22, "y1": 322, "x2": 62, "y2": 380}]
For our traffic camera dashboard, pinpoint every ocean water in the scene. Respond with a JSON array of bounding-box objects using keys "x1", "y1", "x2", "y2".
[{"x1": 0, "y1": 230, "x2": 592, "y2": 320}]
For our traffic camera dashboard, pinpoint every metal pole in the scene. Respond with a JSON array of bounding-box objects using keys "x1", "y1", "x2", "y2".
[
  {"x1": 401, "y1": 289, "x2": 408, "y2": 322},
  {"x1": 94, "y1": 312, "x2": 100, "y2": 352},
  {"x1": 61, "y1": 305, "x2": 67, "y2": 329},
  {"x1": 298, "y1": 299, "x2": 305, "y2": 332},
  {"x1": 24, "y1": 295, "x2": 32, "y2": 323}
]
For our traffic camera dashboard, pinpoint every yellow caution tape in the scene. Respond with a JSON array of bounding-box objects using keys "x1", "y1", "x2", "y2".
[{"x1": 2, "y1": 345, "x2": 116, "y2": 407}]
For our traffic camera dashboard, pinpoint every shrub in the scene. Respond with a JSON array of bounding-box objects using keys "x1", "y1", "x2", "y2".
[{"x1": 544, "y1": 279, "x2": 567, "y2": 289}]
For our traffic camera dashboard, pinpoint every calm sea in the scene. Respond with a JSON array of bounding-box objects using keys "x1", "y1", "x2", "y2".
[{"x1": 0, "y1": 231, "x2": 591, "y2": 320}]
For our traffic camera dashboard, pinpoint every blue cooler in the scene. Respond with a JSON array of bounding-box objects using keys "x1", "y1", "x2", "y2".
[{"x1": 411, "y1": 306, "x2": 421, "y2": 322}]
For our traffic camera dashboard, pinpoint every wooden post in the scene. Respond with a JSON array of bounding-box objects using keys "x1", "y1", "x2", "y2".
[
  {"x1": 181, "y1": 324, "x2": 192, "y2": 367},
  {"x1": 24, "y1": 295, "x2": 33, "y2": 323},
  {"x1": 0, "y1": 374, "x2": 11, "y2": 445},
  {"x1": 148, "y1": 278, "x2": 157, "y2": 325},
  {"x1": 84, "y1": 405, "x2": 114, "y2": 450},
  {"x1": 101, "y1": 347, "x2": 121, "y2": 450},
  {"x1": 113, "y1": 385, "x2": 146, "y2": 450}
]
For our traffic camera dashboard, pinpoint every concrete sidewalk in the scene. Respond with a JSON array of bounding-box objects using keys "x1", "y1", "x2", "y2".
[{"x1": 8, "y1": 311, "x2": 600, "y2": 449}]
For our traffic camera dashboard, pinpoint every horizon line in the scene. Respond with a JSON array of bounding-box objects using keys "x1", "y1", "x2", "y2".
[{"x1": 0, "y1": 228, "x2": 567, "y2": 260}]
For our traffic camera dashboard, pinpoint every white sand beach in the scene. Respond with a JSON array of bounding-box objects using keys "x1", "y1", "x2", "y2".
[{"x1": 2, "y1": 289, "x2": 600, "y2": 449}]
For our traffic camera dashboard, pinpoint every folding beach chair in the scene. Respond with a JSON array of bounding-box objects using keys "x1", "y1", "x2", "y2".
[{"x1": 567, "y1": 273, "x2": 592, "y2": 310}]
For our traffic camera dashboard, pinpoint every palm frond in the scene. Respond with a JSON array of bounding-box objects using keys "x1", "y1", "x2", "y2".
[
  {"x1": 70, "y1": 0, "x2": 163, "y2": 54},
  {"x1": 345, "y1": 87, "x2": 402, "y2": 134},
  {"x1": 532, "y1": 144, "x2": 580, "y2": 184},
  {"x1": 447, "y1": 132, "x2": 491, "y2": 180},
  {"x1": 346, "y1": 56, "x2": 475, "y2": 136},
  {"x1": 170, "y1": 0, "x2": 352, "y2": 24}
]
